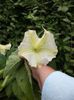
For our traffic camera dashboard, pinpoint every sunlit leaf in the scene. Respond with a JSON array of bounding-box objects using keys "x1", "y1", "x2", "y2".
[{"x1": 3, "y1": 51, "x2": 21, "y2": 77}]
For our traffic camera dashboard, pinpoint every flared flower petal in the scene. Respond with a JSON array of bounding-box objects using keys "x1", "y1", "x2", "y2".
[
  {"x1": 20, "y1": 51, "x2": 38, "y2": 67},
  {"x1": 35, "y1": 29, "x2": 58, "y2": 55},
  {"x1": 0, "y1": 43, "x2": 11, "y2": 55},
  {"x1": 18, "y1": 30, "x2": 39, "y2": 56},
  {"x1": 18, "y1": 29, "x2": 58, "y2": 67}
]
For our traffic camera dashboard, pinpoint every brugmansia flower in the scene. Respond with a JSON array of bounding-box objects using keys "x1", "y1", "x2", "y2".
[
  {"x1": 0, "y1": 43, "x2": 11, "y2": 55},
  {"x1": 18, "y1": 29, "x2": 58, "y2": 67}
]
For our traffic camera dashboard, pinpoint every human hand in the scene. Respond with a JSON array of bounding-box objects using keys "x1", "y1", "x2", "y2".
[{"x1": 31, "y1": 64, "x2": 55, "y2": 89}]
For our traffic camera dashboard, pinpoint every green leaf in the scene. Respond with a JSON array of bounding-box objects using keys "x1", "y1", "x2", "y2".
[
  {"x1": 0, "y1": 69, "x2": 4, "y2": 77},
  {"x1": 64, "y1": 46, "x2": 71, "y2": 51},
  {"x1": 70, "y1": 60, "x2": 74, "y2": 63},
  {"x1": 12, "y1": 81, "x2": 27, "y2": 100},
  {"x1": 63, "y1": 36, "x2": 70, "y2": 42},
  {"x1": 69, "y1": 32, "x2": 74, "y2": 36},
  {"x1": 0, "y1": 80, "x2": 3, "y2": 90},
  {"x1": 0, "y1": 75, "x2": 12, "y2": 91},
  {"x1": 15, "y1": 66, "x2": 34, "y2": 100},
  {"x1": 5, "y1": 82, "x2": 13, "y2": 97},
  {"x1": 24, "y1": 60, "x2": 32, "y2": 85},
  {"x1": 58, "y1": 6, "x2": 69, "y2": 12},
  {"x1": 3, "y1": 51, "x2": 21, "y2": 77},
  {"x1": 0, "y1": 54, "x2": 6, "y2": 69}
]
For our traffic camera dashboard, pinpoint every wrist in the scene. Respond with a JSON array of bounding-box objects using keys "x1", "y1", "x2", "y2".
[{"x1": 31, "y1": 65, "x2": 55, "y2": 89}]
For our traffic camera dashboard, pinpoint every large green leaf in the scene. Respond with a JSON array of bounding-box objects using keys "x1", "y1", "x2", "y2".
[
  {"x1": 12, "y1": 80, "x2": 27, "y2": 100},
  {"x1": 5, "y1": 81, "x2": 13, "y2": 97},
  {"x1": 15, "y1": 66, "x2": 34, "y2": 100},
  {"x1": 3, "y1": 51, "x2": 21, "y2": 77}
]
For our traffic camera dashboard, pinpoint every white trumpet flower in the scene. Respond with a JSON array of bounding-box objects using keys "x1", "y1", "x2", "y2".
[
  {"x1": 0, "y1": 43, "x2": 11, "y2": 55},
  {"x1": 18, "y1": 29, "x2": 58, "y2": 67}
]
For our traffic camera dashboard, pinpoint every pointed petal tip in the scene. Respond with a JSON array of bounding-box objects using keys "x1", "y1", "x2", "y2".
[
  {"x1": 6, "y1": 43, "x2": 11, "y2": 50},
  {"x1": 43, "y1": 28, "x2": 53, "y2": 35}
]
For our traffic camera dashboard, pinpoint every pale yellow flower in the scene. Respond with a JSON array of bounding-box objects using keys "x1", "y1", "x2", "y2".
[
  {"x1": 0, "y1": 43, "x2": 11, "y2": 55},
  {"x1": 18, "y1": 29, "x2": 58, "y2": 67}
]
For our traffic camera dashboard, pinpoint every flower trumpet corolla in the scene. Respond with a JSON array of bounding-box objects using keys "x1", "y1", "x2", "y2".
[
  {"x1": 0, "y1": 43, "x2": 11, "y2": 55},
  {"x1": 18, "y1": 29, "x2": 58, "y2": 67}
]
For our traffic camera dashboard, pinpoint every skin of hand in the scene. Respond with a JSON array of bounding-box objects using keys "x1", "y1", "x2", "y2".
[{"x1": 31, "y1": 64, "x2": 55, "y2": 89}]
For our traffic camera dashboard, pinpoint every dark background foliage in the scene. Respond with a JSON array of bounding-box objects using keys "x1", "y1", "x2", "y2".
[
  {"x1": 0, "y1": 0, "x2": 74, "y2": 93},
  {"x1": 0, "y1": 0, "x2": 74, "y2": 100}
]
